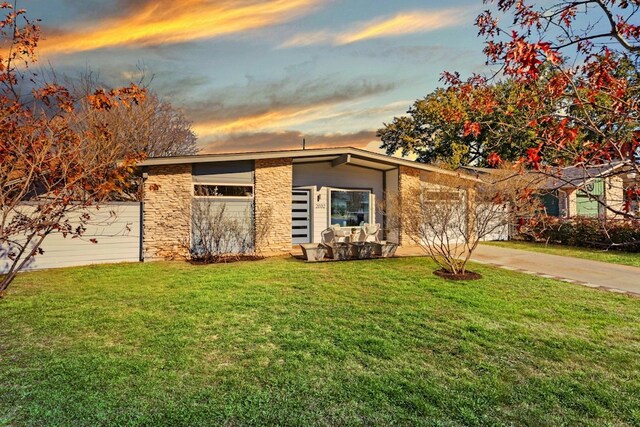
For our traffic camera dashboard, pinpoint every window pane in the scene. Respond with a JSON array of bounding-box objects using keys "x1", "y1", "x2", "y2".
[
  {"x1": 330, "y1": 190, "x2": 370, "y2": 227},
  {"x1": 194, "y1": 185, "x2": 253, "y2": 197}
]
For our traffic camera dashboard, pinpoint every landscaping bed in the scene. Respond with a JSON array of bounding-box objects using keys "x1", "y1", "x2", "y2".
[{"x1": 433, "y1": 269, "x2": 482, "y2": 281}]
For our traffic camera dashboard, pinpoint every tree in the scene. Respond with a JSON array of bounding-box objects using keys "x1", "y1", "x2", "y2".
[
  {"x1": 382, "y1": 1, "x2": 640, "y2": 217},
  {"x1": 377, "y1": 80, "x2": 550, "y2": 168},
  {"x1": 442, "y1": 0, "x2": 640, "y2": 216},
  {"x1": 73, "y1": 73, "x2": 198, "y2": 158},
  {"x1": 0, "y1": 5, "x2": 146, "y2": 294},
  {"x1": 385, "y1": 171, "x2": 541, "y2": 278}
]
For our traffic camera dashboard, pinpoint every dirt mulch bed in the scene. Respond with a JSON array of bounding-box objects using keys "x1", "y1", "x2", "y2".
[
  {"x1": 433, "y1": 269, "x2": 482, "y2": 281},
  {"x1": 189, "y1": 255, "x2": 265, "y2": 265}
]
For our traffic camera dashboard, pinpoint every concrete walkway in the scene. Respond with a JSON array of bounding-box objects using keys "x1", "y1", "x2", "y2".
[{"x1": 471, "y1": 245, "x2": 640, "y2": 296}]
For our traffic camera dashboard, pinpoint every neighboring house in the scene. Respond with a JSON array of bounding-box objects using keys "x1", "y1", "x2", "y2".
[
  {"x1": 462, "y1": 163, "x2": 639, "y2": 218},
  {"x1": 138, "y1": 147, "x2": 477, "y2": 259},
  {"x1": 537, "y1": 163, "x2": 637, "y2": 218}
]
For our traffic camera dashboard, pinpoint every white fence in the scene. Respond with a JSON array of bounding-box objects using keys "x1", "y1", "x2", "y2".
[{"x1": 1, "y1": 202, "x2": 141, "y2": 273}]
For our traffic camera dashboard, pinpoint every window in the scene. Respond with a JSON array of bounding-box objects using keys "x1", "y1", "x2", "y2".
[
  {"x1": 194, "y1": 184, "x2": 253, "y2": 198},
  {"x1": 330, "y1": 190, "x2": 370, "y2": 227}
]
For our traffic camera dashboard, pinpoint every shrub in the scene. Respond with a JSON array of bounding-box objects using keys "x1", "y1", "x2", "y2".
[
  {"x1": 385, "y1": 171, "x2": 539, "y2": 276},
  {"x1": 190, "y1": 200, "x2": 272, "y2": 262},
  {"x1": 516, "y1": 216, "x2": 640, "y2": 252}
]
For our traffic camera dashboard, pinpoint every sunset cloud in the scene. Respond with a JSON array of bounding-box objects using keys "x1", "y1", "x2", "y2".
[
  {"x1": 192, "y1": 98, "x2": 410, "y2": 150},
  {"x1": 337, "y1": 9, "x2": 466, "y2": 44},
  {"x1": 41, "y1": 0, "x2": 322, "y2": 55},
  {"x1": 193, "y1": 105, "x2": 335, "y2": 137},
  {"x1": 280, "y1": 8, "x2": 467, "y2": 48},
  {"x1": 26, "y1": 0, "x2": 489, "y2": 158},
  {"x1": 201, "y1": 130, "x2": 378, "y2": 153},
  {"x1": 187, "y1": 76, "x2": 397, "y2": 138}
]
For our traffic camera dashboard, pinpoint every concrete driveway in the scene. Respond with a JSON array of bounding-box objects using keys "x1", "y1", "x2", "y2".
[{"x1": 472, "y1": 245, "x2": 640, "y2": 295}]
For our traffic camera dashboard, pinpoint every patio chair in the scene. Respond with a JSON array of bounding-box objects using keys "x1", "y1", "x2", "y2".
[
  {"x1": 360, "y1": 223, "x2": 381, "y2": 243},
  {"x1": 320, "y1": 227, "x2": 336, "y2": 246},
  {"x1": 321, "y1": 225, "x2": 351, "y2": 260},
  {"x1": 330, "y1": 224, "x2": 351, "y2": 243}
]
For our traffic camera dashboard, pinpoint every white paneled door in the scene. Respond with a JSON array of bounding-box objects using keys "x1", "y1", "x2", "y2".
[{"x1": 292, "y1": 189, "x2": 311, "y2": 245}]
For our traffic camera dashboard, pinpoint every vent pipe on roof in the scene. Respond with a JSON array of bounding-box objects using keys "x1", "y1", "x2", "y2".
[{"x1": 302, "y1": 138, "x2": 306, "y2": 150}]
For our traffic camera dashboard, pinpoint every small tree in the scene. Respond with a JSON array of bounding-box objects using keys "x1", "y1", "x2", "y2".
[
  {"x1": 73, "y1": 73, "x2": 198, "y2": 159},
  {"x1": 387, "y1": 171, "x2": 541, "y2": 278},
  {"x1": 0, "y1": 5, "x2": 146, "y2": 294}
]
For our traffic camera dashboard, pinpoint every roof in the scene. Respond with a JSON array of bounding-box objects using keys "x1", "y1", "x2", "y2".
[
  {"x1": 458, "y1": 166, "x2": 500, "y2": 176},
  {"x1": 539, "y1": 162, "x2": 626, "y2": 190},
  {"x1": 459, "y1": 163, "x2": 628, "y2": 190},
  {"x1": 139, "y1": 146, "x2": 479, "y2": 181}
]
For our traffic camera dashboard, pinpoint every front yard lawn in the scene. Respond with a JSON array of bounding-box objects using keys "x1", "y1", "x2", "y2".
[
  {"x1": 483, "y1": 240, "x2": 640, "y2": 268},
  {"x1": 1, "y1": 257, "x2": 639, "y2": 426}
]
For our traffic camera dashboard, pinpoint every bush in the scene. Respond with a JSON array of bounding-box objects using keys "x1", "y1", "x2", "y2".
[
  {"x1": 515, "y1": 216, "x2": 640, "y2": 252},
  {"x1": 190, "y1": 200, "x2": 272, "y2": 263}
]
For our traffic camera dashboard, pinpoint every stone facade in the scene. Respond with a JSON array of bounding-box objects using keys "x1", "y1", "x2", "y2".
[
  {"x1": 254, "y1": 158, "x2": 293, "y2": 255},
  {"x1": 143, "y1": 164, "x2": 192, "y2": 260},
  {"x1": 398, "y1": 166, "x2": 422, "y2": 246},
  {"x1": 606, "y1": 175, "x2": 625, "y2": 217},
  {"x1": 566, "y1": 189, "x2": 577, "y2": 217}
]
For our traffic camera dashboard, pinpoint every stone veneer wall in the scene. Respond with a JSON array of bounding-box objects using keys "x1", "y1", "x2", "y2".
[
  {"x1": 143, "y1": 164, "x2": 192, "y2": 260},
  {"x1": 398, "y1": 165, "x2": 422, "y2": 246},
  {"x1": 254, "y1": 158, "x2": 293, "y2": 255},
  {"x1": 566, "y1": 189, "x2": 577, "y2": 217},
  {"x1": 606, "y1": 175, "x2": 625, "y2": 218}
]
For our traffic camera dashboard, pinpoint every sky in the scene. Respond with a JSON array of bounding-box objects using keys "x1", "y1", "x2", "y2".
[{"x1": 25, "y1": 0, "x2": 490, "y2": 154}]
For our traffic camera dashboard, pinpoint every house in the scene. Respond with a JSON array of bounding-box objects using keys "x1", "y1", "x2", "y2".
[
  {"x1": 462, "y1": 163, "x2": 639, "y2": 218},
  {"x1": 138, "y1": 147, "x2": 476, "y2": 259},
  {"x1": 536, "y1": 163, "x2": 638, "y2": 218}
]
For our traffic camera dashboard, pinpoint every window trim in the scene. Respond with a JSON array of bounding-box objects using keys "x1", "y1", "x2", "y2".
[
  {"x1": 192, "y1": 183, "x2": 254, "y2": 199},
  {"x1": 328, "y1": 187, "x2": 373, "y2": 227}
]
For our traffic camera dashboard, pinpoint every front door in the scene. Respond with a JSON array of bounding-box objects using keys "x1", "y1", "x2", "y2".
[{"x1": 292, "y1": 189, "x2": 311, "y2": 244}]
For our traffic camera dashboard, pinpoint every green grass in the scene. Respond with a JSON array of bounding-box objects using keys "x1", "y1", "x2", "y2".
[
  {"x1": 483, "y1": 240, "x2": 640, "y2": 268},
  {"x1": 1, "y1": 257, "x2": 639, "y2": 426}
]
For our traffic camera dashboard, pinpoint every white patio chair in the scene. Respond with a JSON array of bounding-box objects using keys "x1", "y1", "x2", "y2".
[
  {"x1": 331, "y1": 224, "x2": 351, "y2": 243},
  {"x1": 360, "y1": 223, "x2": 381, "y2": 243},
  {"x1": 320, "y1": 227, "x2": 336, "y2": 246}
]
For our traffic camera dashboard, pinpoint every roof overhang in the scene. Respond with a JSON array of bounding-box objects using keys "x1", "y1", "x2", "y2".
[
  {"x1": 139, "y1": 147, "x2": 479, "y2": 181},
  {"x1": 292, "y1": 152, "x2": 398, "y2": 171}
]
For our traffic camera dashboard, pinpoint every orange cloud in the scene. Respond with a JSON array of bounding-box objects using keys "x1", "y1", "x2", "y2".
[
  {"x1": 41, "y1": 0, "x2": 322, "y2": 55},
  {"x1": 200, "y1": 129, "x2": 379, "y2": 154},
  {"x1": 193, "y1": 103, "x2": 339, "y2": 138},
  {"x1": 192, "y1": 97, "x2": 410, "y2": 140},
  {"x1": 280, "y1": 8, "x2": 467, "y2": 48}
]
